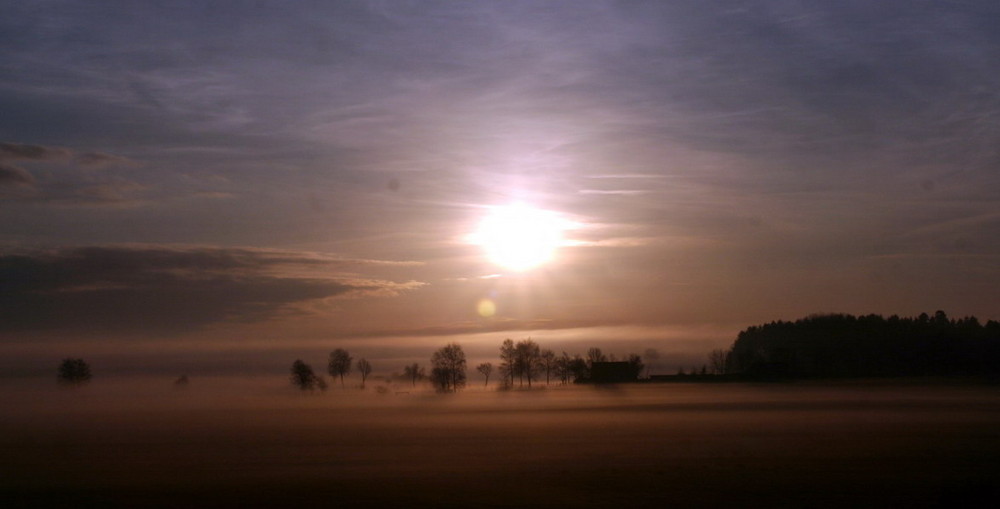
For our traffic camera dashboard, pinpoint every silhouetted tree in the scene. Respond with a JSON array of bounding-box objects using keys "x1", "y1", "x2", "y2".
[
  {"x1": 723, "y1": 311, "x2": 1000, "y2": 378},
  {"x1": 57, "y1": 358, "x2": 91, "y2": 385},
  {"x1": 568, "y1": 354, "x2": 588, "y2": 382},
  {"x1": 515, "y1": 339, "x2": 541, "y2": 387},
  {"x1": 555, "y1": 352, "x2": 572, "y2": 384},
  {"x1": 499, "y1": 338, "x2": 516, "y2": 388},
  {"x1": 476, "y1": 362, "x2": 493, "y2": 387},
  {"x1": 540, "y1": 349, "x2": 556, "y2": 385},
  {"x1": 708, "y1": 349, "x2": 727, "y2": 375},
  {"x1": 627, "y1": 353, "x2": 645, "y2": 380},
  {"x1": 402, "y1": 363, "x2": 424, "y2": 387},
  {"x1": 586, "y1": 347, "x2": 607, "y2": 367},
  {"x1": 553, "y1": 351, "x2": 587, "y2": 384},
  {"x1": 430, "y1": 343, "x2": 467, "y2": 392},
  {"x1": 291, "y1": 359, "x2": 322, "y2": 391},
  {"x1": 327, "y1": 348, "x2": 352, "y2": 387},
  {"x1": 357, "y1": 358, "x2": 372, "y2": 388}
]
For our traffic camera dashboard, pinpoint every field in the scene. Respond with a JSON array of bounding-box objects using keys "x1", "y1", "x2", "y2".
[{"x1": 2, "y1": 379, "x2": 999, "y2": 508}]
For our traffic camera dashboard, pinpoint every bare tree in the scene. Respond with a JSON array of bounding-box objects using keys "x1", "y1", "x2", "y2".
[
  {"x1": 327, "y1": 348, "x2": 352, "y2": 387},
  {"x1": 540, "y1": 349, "x2": 556, "y2": 385},
  {"x1": 290, "y1": 359, "x2": 322, "y2": 391},
  {"x1": 58, "y1": 358, "x2": 92, "y2": 385},
  {"x1": 709, "y1": 349, "x2": 728, "y2": 375},
  {"x1": 555, "y1": 352, "x2": 572, "y2": 384},
  {"x1": 430, "y1": 343, "x2": 467, "y2": 392},
  {"x1": 499, "y1": 338, "x2": 516, "y2": 388},
  {"x1": 476, "y1": 362, "x2": 493, "y2": 387},
  {"x1": 357, "y1": 358, "x2": 372, "y2": 388},
  {"x1": 586, "y1": 347, "x2": 607, "y2": 367},
  {"x1": 515, "y1": 339, "x2": 541, "y2": 387},
  {"x1": 402, "y1": 363, "x2": 424, "y2": 387}
]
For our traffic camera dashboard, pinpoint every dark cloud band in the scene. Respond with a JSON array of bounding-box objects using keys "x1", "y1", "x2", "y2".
[{"x1": 0, "y1": 245, "x2": 423, "y2": 335}]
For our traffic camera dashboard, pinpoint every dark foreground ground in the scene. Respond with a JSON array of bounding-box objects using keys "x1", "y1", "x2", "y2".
[{"x1": 2, "y1": 378, "x2": 999, "y2": 508}]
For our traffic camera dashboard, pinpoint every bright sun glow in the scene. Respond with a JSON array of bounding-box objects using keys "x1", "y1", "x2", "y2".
[{"x1": 471, "y1": 204, "x2": 567, "y2": 271}]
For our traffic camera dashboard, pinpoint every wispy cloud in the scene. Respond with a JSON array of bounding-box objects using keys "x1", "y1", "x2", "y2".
[
  {"x1": 0, "y1": 163, "x2": 35, "y2": 186},
  {"x1": 578, "y1": 189, "x2": 649, "y2": 196},
  {"x1": 75, "y1": 151, "x2": 140, "y2": 168},
  {"x1": 0, "y1": 142, "x2": 72, "y2": 162},
  {"x1": 0, "y1": 141, "x2": 144, "y2": 205}
]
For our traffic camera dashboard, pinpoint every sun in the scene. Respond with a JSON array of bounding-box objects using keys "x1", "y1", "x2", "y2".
[{"x1": 470, "y1": 203, "x2": 567, "y2": 271}]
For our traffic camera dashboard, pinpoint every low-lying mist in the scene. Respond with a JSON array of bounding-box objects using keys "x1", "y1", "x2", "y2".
[{"x1": 3, "y1": 378, "x2": 999, "y2": 508}]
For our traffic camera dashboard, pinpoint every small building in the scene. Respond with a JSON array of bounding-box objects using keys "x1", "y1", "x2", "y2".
[{"x1": 590, "y1": 361, "x2": 638, "y2": 384}]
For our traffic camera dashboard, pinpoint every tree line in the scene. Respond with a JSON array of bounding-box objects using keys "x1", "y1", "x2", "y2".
[
  {"x1": 54, "y1": 338, "x2": 647, "y2": 392},
  {"x1": 64, "y1": 310, "x2": 1000, "y2": 390},
  {"x1": 290, "y1": 339, "x2": 646, "y2": 393},
  {"x1": 52, "y1": 310, "x2": 1000, "y2": 389},
  {"x1": 716, "y1": 311, "x2": 1000, "y2": 379}
]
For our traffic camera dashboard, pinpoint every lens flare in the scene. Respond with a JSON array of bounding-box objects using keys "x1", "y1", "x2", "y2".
[{"x1": 477, "y1": 298, "x2": 496, "y2": 317}]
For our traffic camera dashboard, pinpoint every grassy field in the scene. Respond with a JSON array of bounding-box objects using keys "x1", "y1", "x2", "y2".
[{"x1": 2, "y1": 378, "x2": 999, "y2": 508}]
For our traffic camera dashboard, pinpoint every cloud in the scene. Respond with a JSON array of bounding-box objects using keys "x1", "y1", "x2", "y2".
[
  {"x1": 0, "y1": 141, "x2": 144, "y2": 205},
  {"x1": 0, "y1": 163, "x2": 35, "y2": 186},
  {"x1": 0, "y1": 142, "x2": 72, "y2": 162},
  {"x1": 0, "y1": 245, "x2": 424, "y2": 335},
  {"x1": 68, "y1": 180, "x2": 147, "y2": 205},
  {"x1": 578, "y1": 189, "x2": 648, "y2": 196},
  {"x1": 327, "y1": 317, "x2": 635, "y2": 341},
  {"x1": 0, "y1": 142, "x2": 69, "y2": 189},
  {"x1": 1, "y1": 141, "x2": 137, "y2": 169},
  {"x1": 75, "y1": 151, "x2": 140, "y2": 168}
]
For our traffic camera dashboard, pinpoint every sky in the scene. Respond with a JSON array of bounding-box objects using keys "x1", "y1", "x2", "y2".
[{"x1": 2, "y1": 1, "x2": 999, "y2": 378}]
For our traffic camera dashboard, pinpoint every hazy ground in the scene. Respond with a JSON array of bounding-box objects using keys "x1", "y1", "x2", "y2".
[{"x1": 2, "y1": 377, "x2": 999, "y2": 508}]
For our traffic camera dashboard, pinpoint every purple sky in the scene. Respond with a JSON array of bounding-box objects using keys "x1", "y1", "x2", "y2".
[{"x1": 2, "y1": 1, "x2": 999, "y2": 377}]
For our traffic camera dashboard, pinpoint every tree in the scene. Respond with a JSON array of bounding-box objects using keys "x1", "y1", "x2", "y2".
[
  {"x1": 290, "y1": 359, "x2": 322, "y2": 391},
  {"x1": 586, "y1": 347, "x2": 607, "y2": 367},
  {"x1": 476, "y1": 362, "x2": 493, "y2": 387},
  {"x1": 720, "y1": 312, "x2": 1000, "y2": 378},
  {"x1": 540, "y1": 349, "x2": 556, "y2": 385},
  {"x1": 515, "y1": 339, "x2": 541, "y2": 387},
  {"x1": 567, "y1": 354, "x2": 588, "y2": 383},
  {"x1": 499, "y1": 338, "x2": 516, "y2": 388},
  {"x1": 555, "y1": 352, "x2": 572, "y2": 384},
  {"x1": 402, "y1": 363, "x2": 424, "y2": 387},
  {"x1": 357, "y1": 358, "x2": 372, "y2": 388},
  {"x1": 627, "y1": 353, "x2": 644, "y2": 380},
  {"x1": 709, "y1": 349, "x2": 728, "y2": 375},
  {"x1": 58, "y1": 358, "x2": 91, "y2": 385},
  {"x1": 430, "y1": 343, "x2": 467, "y2": 392},
  {"x1": 327, "y1": 348, "x2": 352, "y2": 387}
]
